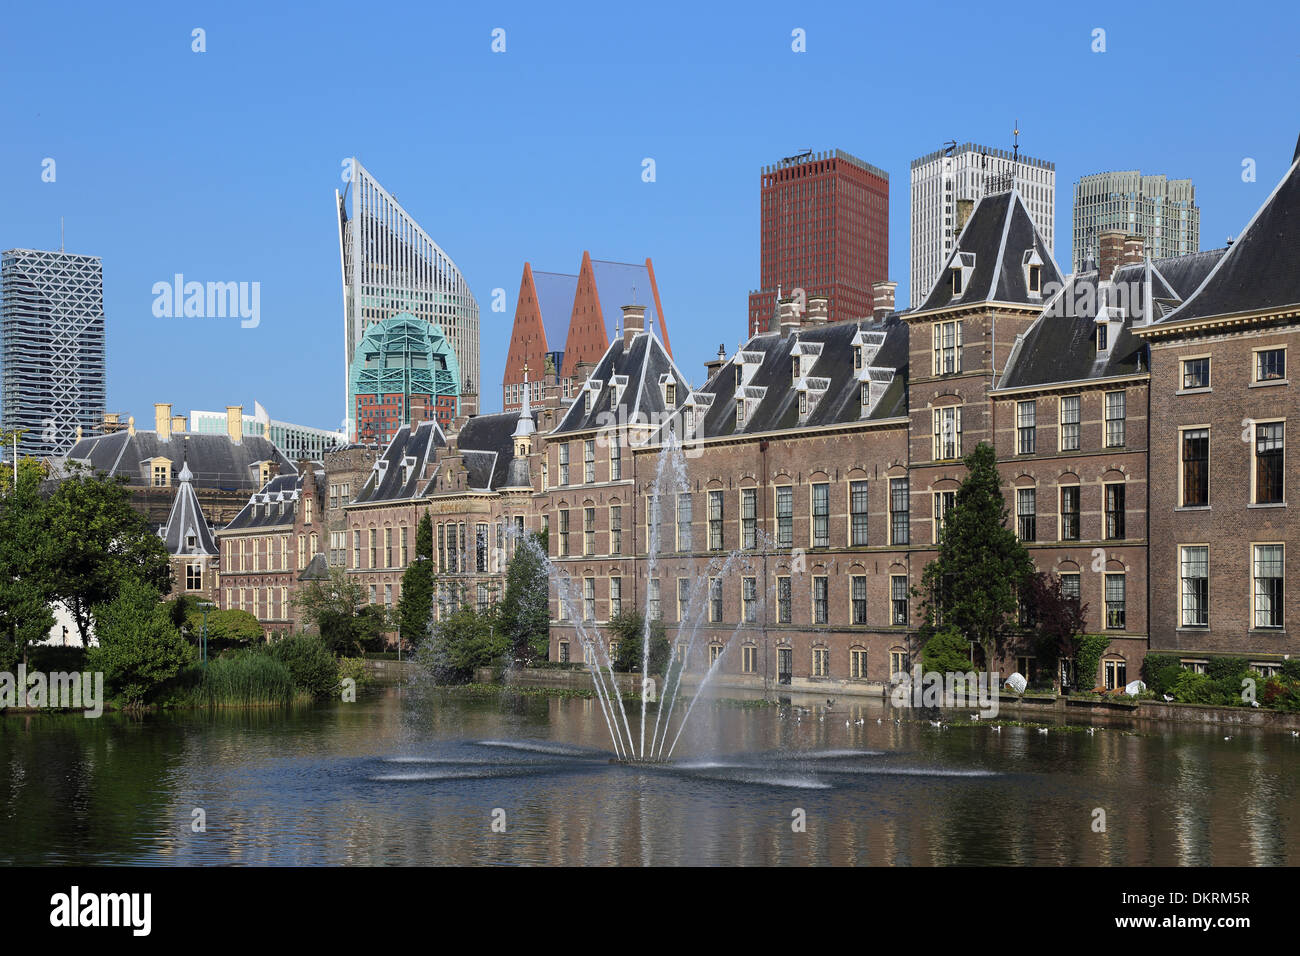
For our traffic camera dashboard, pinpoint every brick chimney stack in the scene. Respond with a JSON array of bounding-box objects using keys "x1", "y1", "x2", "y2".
[
  {"x1": 1122, "y1": 236, "x2": 1145, "y2": 266},
  {"x1": 872, "y1": 281, "x2": 897, "y2": 321},
  {"x1": 704, "y1": 344, "x2": 727, "y2": 381},
  {"x1": 778, "y1": 297, "x2": 800, "y2": 336},
  {"x1": 155, "y1": 403, "x2": 172, "y2": 441},
  {"x1": 1098, "y1": 230, "x2": 1126, "y2": 281},
  {"x1": 805, "y1": 296, "x2": 829, "y2": 325},
  {"x1": 622, "y1": 304, "x2": 645, "y2": 347}
]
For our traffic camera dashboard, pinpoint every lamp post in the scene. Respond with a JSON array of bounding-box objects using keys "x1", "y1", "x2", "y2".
[{"x1": 197, "y1": 601, "x2": 216, "y2": 667}]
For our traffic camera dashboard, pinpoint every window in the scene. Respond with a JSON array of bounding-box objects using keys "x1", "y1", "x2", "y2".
[
  {"x1": 811, "y1": 483, "x2": 829, "y2": 547},
  {"x1": 436, "y1": 524, "x2": 446, "y2": 571},
  {"x1": 708, "y1": 643, "x2": 722, "y2": 666},
  {"x1": 665, "y1": 382, "x2": 676, "y2": 406},
  {"x1": 676, "y1": 492, "x2": 693, "y2": 551},
  {"x1": 384, "y1": 583, "x2": 393, "y2": 608},
  {"x1": 933, "y1": 490, "x2": 956, "y2": 543},
  {"x1": 1105, "y1": 483, "x2": 1125, "y2": 540},
  {"x1": 558, "y1": 509, "x2": 570, "y2": 557},
  {"x1": 186, "y1": 562, "x2": 202, "y2": 591},
  {"x1": 400, "y1": 526, "x2": 409, "y2": 566},
  {"x1": 708, "y1": 491, "x2": 724, "y2": 550},
  {"x1": 584, "y1": 439, "x2": 596, "y2": 483},
  {"x1": 353, "y1": 530, "x2": 361, "y2": 569},
  {"x1": 583, "y1": 578, "x2": 596, "y2": 621},
  {"x1": 1182, "y1": 357, "x2": 1210, "y2": 390},
  {"x1": 368, "y1": 529, "x2": 377, "y2": 569},
  {"x1": 890, "y1": 649, "x2": 908, "y2": 679},
  {"x1": 1254, "y1": 544, "x2": 1284, "y2": 628},
  {"x1": 1017, "y1": 400, "x2": 1037, "y2": 455},
  {"x1": 951, "y1": 268, "x2": 963, "y2": 296},
  {"x1": 1181, "y1": 428, "x2": 1209, "y2": 506},
  {"x1": 933, "y1": 405, "x2": 962, "y2": 460},
  {"x1": 851, "y1": 575, "x2": 867, "y2": 625},
  {"x1": 558, "y1": 444, "x2": 569, "y2": 485},
  {"x1": 304, "y1": 497, "x2": 312, "y2": 525},
  {"x1": 850, "y1": 649, "x2": 868, "y2": 679},
  {"x1": 1105, "y1": 573, "x2": 1126, "y2": 629},
  {"x1": 777, "y1": 576, "x2": 791, "y2": 623},
  {"x1": 1104, "y1": 658, "x2": 1127, "y2": 691},
  {"x1": 741, "y1": 488, "x2": 757, "y2": 549},
  {"x1": 1029, "y1": 264, "x2": 1042, "y2": 294},
  {"x1": 677, "y1": 579, "x2": 690, "y2": 623},
  {"x1": 609, "y1": 576, "x2": 622, "y2": 618},
  {"x1": 890, "y1": 478, "x2": 910, "y2": 545},
  {"x1": 152, "y1": 462, "x2": 169, "y2": 487},
  {"x1": 812, "y1": 647, "x2": 829, "y2": 677},
  {"x1": 1105, "y1": 391, "x2": 1126, "y2": 447},
  {"x1": 776, "y1": 487, "x2": 793, "y2": 547},
  {"x1": 709, "y1": 578, "x2": 723, "y2": 623},
  {"x1": 849, "y1": 480, "x2": 868, "y2": 545},
  {"x1": 1017, "y1": 488, "x2": 1037, "y2": 541},
  {"x1": 384, "y1": 527, "x2": 393, "y2": 568},
  {"x1": 1096, "y1": 322, "x2": 1108, "y2": 353},
  {"x1": 1060, "y1": 486, "x2": 1080, "y2": 541},
  {"x1": 1180, "y1": 545, "x2": 1208, "y2": 627},
  {"x1": 813, "y1": 576, "x2": 828, "y2": 624},
  {"x1": 558, "y1": 642, "x2": 570, "y2": 664},
  {"x1": 742, "y1": 577, "x2": 758, "y2": 623},
  {"x1": 1256, "y1": 348, "x2": 1286, "y2": 382},
  {"x1": 1060, "y1": 573, "x2": 1080, "y2": 607},
  {"x1": 742, "y1": 645, "x2": 758, "y2": 674},
  {"x1": 1254, "y1": 422, "x2": 1284, "y2": 504},
  {"x1": 583, "y1": 508, "x2": 595, "y2": 556},
  {"x1": 648, "y1": 579, "x2": 661, "y2": 620},
  {"x1": 609, "y1": 440, "x2": 621, "y2": 480},
  {"x1": 890, "y1": 576, "x2": 908, "y2": 626},
  {"x1": 610, "y1": 505, "x2": 623, "y2": 555},
  {"x1": 1060, "y1": 396, "x2": 1080, "y2": 451},
  {"x1": 933, "y1": 320, "x2": 962, "y2": 375}
]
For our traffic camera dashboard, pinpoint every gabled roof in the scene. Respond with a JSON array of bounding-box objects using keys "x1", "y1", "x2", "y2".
[
  {"x1": 352, "y1": 420, "x2": 446, "y2": 504},
  {"x1": 223, "y1": 468, "x2": 323, "y2": 532},
  {"x1": 999, "y1": 251, "x2": 1224, "y2": 390},
  {"x1": 457, "y1": 411, "x2": 536, "y2": 490},
  {"x1": 1157, "y1": 150, "x2": 1300, "y2": 325},
  {"x1": 693, "y1": 319, "x2": 909, "y2": 438},
  {"x1": 552, "y1": 329, "x2": 691, "y2": 435},
  {"x1": 299, "y1": 553, "x2": 330, "y2": 582},
  {"x1": 158, "y1": 461, "x2": 218, "y2": 556},
  {"x1": 917, "y1": 190, "x2": 1063, "y2": 313},
  {"x1": 64, "y1": 431, "x2": 294, "y2": 491}
]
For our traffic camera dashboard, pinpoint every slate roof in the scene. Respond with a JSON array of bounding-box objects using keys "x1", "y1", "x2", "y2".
[
  {"x1": 223, "y1": 468, "x2": 324, "y2": 532},
  {"x1": 158, "y1": 461, "x2": 218, "y2": 556},
  {"x1": 352, "y1": 420, "x2": 446, "y2": 504},
  {"x1": 917, "y1": 190, "x2": 1063, "y2": 313},
  {"x1": 456, "y1": 411, "x2": 535, "y2": 490},
  {"x1": 1157, "y1": 150, "x2": 1300, "y2": 324},
  {"x1": 63, "y1": 430, "x2": 294, "y2": 492},
  {"x1": 553, "y1": 330, "x2": 692, "y2": 435},
  {"x1": 690, "y1": 319, "x2": 909, "y2": 439},
  {"x1": 999, "y1": 251, "x2": 1225, "y2": 390},
  {"x1": 299, "y1": 553, "x2": 330, "y2": 582}
]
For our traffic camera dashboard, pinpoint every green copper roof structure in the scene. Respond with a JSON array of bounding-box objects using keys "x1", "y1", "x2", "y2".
[{"x1": 348, "y1": 313, "x2": 460, "y2": 425}]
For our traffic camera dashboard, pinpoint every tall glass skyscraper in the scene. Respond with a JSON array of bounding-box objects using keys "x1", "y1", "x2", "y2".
[
  {"x1": 1072, "y1": 170, "x2": 1199, "y2": 272},
  {"x1": 336, "y1": 159, "x2": 478, "y2": 440},
  {"x1": 0, "y1": 248, "x2": 106, "y2": 459}
]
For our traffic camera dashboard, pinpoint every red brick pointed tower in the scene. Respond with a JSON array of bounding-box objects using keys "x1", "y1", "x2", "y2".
[
  {"x1": 502, "y1": 262, "x2": 551, "y2": 412},
  {"x1": 561, "y1": 251, "x2": 610, "y2": 380}
]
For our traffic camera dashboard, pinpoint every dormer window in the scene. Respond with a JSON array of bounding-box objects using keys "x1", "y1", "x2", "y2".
[
  {"x1": 736, "y1": 400, "x2": 746, "y2": 427},
  {"x1": 585, "y1": 389, "x2": 593, "y2": 415},
  {"x1": 950, "y1": 266, "x2": 963, "y2": 295},
  {"x1": 799, "y1": 391, "x2": 808, "y2": 416},
  {"x1": 1029, "y1": 265, "x2": 1041, "y2": 294},
  {"x1": 734, "y1": 364, "x2": 741, "y2": 389},
  {"x1": 1097, "y1": 321, "x2": 1110, "y2": 353},
  {"x1": 854, "y1": 347, "x2": 862, "y2": 369},
  {"x1": 665, "y1": 382, "x2": 676, "y2": 406},
  {"x1": 792, "y1": 356, "x2": 801, "y2": 382},
  {"x1": 186, "y1": 533, "x2": 196, "y2": 550}
]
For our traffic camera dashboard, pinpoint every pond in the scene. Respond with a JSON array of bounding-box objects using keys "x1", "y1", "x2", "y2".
[{"x1": 1, "y1": 684, "x2": 1295, "y2": 865}]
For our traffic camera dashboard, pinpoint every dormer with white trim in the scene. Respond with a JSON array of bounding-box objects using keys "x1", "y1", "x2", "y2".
[
  {"x1": 851, "y1": 330, "x2": 886, "y2": 373},
  {"x1": 950, "y1": 252, "x2": 976, "y2": 297},
  {"x1": 735, "y1": 385, "x2": 767, "y2": 429},
  {"x1": 1023, "y1": 248, "x2": 1044, "y2": 299},
  {"x1": 859, "y1": 367, "x2": 895, "y2": 418}
]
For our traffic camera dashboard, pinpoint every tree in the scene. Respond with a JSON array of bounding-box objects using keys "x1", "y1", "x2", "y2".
[
  {"x1": 497, "y1": 531, "x2": 550, "y2": 664},
  {"x1": 420, "y1": 605, "x2": 507, "y2": 684},
  {"x1": 920, "y1": 625, "x2": 974, "y2": 675},
  {"x1": 1024, "y1": 572, "x2": 1088, "y2": 689},
  {"x1": 610, "y1": 609, "x2": 669, "y2": 674},
  {"x1": 0, "y1": 458, "x2": 55, "y2": 669},
  {"x1": 88, "y1": 578, "x2": 195, "y2": 705},
  {"x1": 43, "y1": 466, "x2": 172, "y2": 645},
  {"x1": 919, "y1": 442, "x2": 1035, "y2": 675},
  {"x1": 397, "y1": 514, "x2": 435, "y2": 646},
  {"x1": 294, "y1": 565, "x2": 389, "y2": 656},
  {"x1": 183, "y1": 607, "x2": 264, "y2": 652}
]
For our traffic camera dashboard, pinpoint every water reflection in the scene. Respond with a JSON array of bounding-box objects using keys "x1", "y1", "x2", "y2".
[{"x1": 0, "y1": 687, "x2": 1295, "y2": 865}]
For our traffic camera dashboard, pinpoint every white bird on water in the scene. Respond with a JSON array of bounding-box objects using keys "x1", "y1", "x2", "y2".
[
  {"x1": 991, "y1": 725, "x2": 1001, "y2": 733},
  {"x1": 1291, "y1": 731, "x2": 1299, "y2": 738},
  {"x1": 1037, "y1": 727, "x2": 1049, "y2": 735},
  {"x1": 1224, "y1": 736, "x2": 1232, "y2": 741}
]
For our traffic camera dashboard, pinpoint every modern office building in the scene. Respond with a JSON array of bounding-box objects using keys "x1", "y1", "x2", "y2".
[
  {"x1": 0, "y1": 248, "x2": 106, "y2": 459},
  {"x1": 190, "y1": 401, "x2": 347, "y2": 461},
  {"x1": 348, "y1": 313, "x2": 461, "y2": 445},
  {"x1": 1073, "y1": 170, "x2": 1199, "y2": 272},
  {"x1": 747, "y1": 149, "x2": 890, "y2": 336},
  {"x1": 909, "y1": 141, "x2": 1055, "y2": 307},
  {"x1": 336, "y1": 158, "x2": 478, "y2": 439}
]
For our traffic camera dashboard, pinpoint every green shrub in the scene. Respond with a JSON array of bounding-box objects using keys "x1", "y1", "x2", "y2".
[
  {"x1": 337, "y1": 656, "x2": 372, "y2": 690},
  {"x1": 265, "y1": 634, "x2": 339, "y2": 699},
  {"x1": 920, "y1": 626, "x2": 975, "y2": 676}
]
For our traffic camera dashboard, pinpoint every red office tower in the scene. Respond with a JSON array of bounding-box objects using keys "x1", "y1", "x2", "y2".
[{"x1": 747, "y1": 149, "x2": 890, "y2": 337}]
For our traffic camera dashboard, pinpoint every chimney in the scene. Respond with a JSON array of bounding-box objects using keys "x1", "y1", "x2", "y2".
[
  {"x1": 805, "y1": 296, "x2": 829, "y2": 325},
  {"x1": 1122, "y1": 236, "x2": 1144, "y2": 266},
  {"x1": 1098, "y1": 230, "x2": 1126, "y2": 281},
  {"x1": 956, "y1": 198, "x2": 975, "y2": 235},
  {"x1": 155, "y1": 403, "x2": 172, "y2": 441},
  {"x1": 226, "y1": 405, "x2": 244, "y2": 444},
  {"x1": 459, "y1": 390, "x2": 478, "y2": 419},
  {"x1": 622, "y1": 304, "x2": 645, "y2": 347},
  {"x1": 778, "y1": 297, "x2": 800, "y2": 336},
  {"x1": 171, "y1": 415, "x2": 186, "y2": 435},
  {"x1": 872, "y1": 280, "x2": 897, "y2": 321},
  {"x1": 704, "y1": 344, "x2": 727, "y2": 381}
]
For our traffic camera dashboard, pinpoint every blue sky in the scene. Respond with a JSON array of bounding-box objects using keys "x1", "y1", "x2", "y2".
[{"x1": 3, "y1": 0, "x2": 1296, "y2": 430}]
